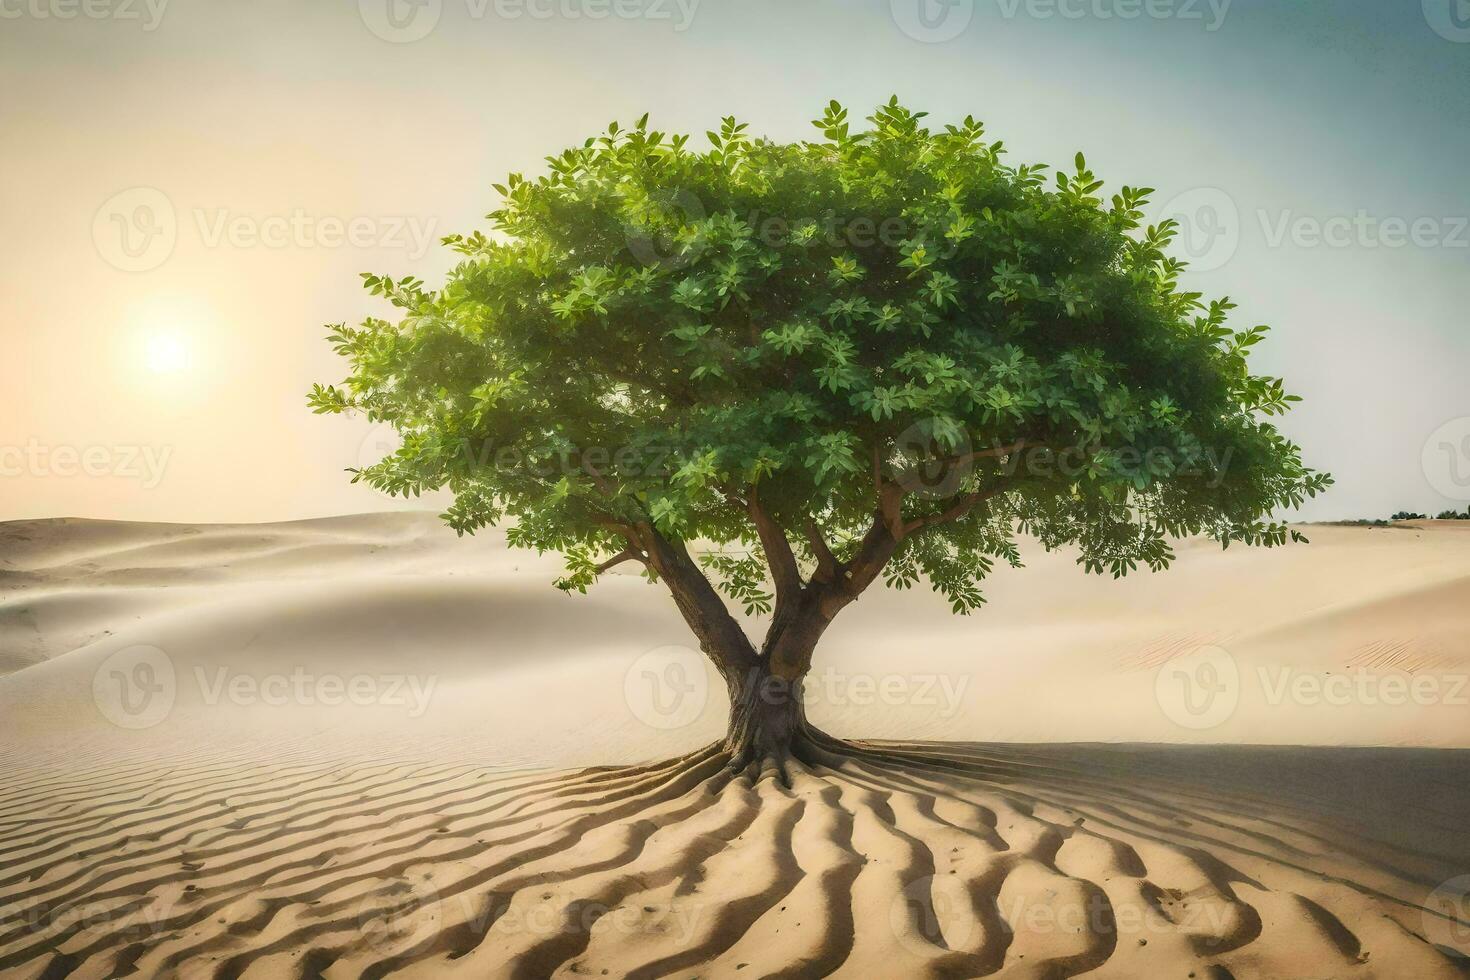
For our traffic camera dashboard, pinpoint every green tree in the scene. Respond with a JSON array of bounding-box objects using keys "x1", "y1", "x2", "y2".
[{"x1": 311, "y1": 99, "x2": 1330, "y2": 779}]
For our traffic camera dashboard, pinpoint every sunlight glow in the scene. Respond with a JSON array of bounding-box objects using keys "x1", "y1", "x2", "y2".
[{"x1": 144, "y1": 333, "x2": 190, "y2": 374}]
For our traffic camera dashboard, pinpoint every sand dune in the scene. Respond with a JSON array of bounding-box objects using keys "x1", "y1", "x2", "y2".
[
  {"x1": 1, "y1": 736, "x2": 1468, "y2": 978},
  {"x1": 2, "y1": 514, "x2": 1469, "y2": 977},
  {"x1": 3, "y1": 513, "x2": 1468, "y2": 749}
]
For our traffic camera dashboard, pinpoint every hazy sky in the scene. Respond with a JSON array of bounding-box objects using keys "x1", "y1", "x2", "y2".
[{"x1": 1, "y1": 0, "x2": 1466, "y2": 523}]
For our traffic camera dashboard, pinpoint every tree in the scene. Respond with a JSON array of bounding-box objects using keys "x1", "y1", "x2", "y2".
[{"x1": 310, "y1": 99, "x2": 1331, "y2": 781}]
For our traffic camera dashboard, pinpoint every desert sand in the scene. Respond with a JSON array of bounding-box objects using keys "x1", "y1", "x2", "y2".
[{"x1": 2, "y1": 513, "x2": 1468, "y2": 978}]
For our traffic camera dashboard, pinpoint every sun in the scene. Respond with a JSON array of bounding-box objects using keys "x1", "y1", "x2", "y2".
[{"x1": 143, "y1": 332, "x2": 190, "y2": 374}]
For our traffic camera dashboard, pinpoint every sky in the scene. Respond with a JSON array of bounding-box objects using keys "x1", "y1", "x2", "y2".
[{"x1": 1, "y1": 0, "x2": 1467, "y2": 524}]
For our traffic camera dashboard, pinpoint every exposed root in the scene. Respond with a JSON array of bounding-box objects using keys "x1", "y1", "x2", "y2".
[
  {"x1": 8, "y1": 741, "x2": 1469, "y2": 979},
  {"x1": 717, "y1": 727, "x2": 896, "y2": 788}
]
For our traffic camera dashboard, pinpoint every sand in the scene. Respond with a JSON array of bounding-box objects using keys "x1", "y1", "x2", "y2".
[{"x1": 2, "y1": 513, "x2": 1468, "y2": 977}]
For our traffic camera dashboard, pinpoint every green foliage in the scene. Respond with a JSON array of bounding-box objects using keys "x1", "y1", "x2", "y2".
[{"x1": 312, "y1": 98, "x2": 1331, "y2": 616}]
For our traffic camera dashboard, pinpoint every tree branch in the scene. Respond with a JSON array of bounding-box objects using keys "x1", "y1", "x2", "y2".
[
  {"x1": 633, "y1": 522, "x2": 759, "y2": 677},
  {"x1": 903, "y1": 478, "x2": 1015, "y2": 537},
  {"x1": 804, "y1": 520, "x2": 839, "y2": 582},
  {"x1": 949, "y1": 438, "x2": 1032, "y2": 468},
  {"x1": 594, "y1": 548, "x2": 646, "y2": 574},
  {"x1": 745, "y1": 483, "x2": 802, "y2": 599}
]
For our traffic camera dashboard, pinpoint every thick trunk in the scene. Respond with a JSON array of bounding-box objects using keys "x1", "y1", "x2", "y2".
[
  {"x1": 722, "y1": 661, "x2": 810, "y2": 763},
  {"x1": 631, "y1": 522, "x2": 857, "y2": 781},
  {"x1": 718, "y1": 657, "x2": 850, "y2": 783}
]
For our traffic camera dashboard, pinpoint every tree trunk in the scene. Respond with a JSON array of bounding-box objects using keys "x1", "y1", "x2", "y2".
[
  {"x1": 631, "y1": 523, "x2": 854, "y2": 782},
  {"x1": 720, "y1": 657, "x2": 843, "y2": 783}
]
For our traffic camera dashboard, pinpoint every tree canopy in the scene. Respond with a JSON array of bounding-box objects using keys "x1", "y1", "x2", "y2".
[{"x1": 310, "y1": 98, "x2": 1330, "y2": 680}]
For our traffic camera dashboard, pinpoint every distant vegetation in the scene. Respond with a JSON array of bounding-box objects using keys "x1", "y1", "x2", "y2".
[{"x1": 1322, "y1": 506, "x2": 1470, "y2": 527}]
